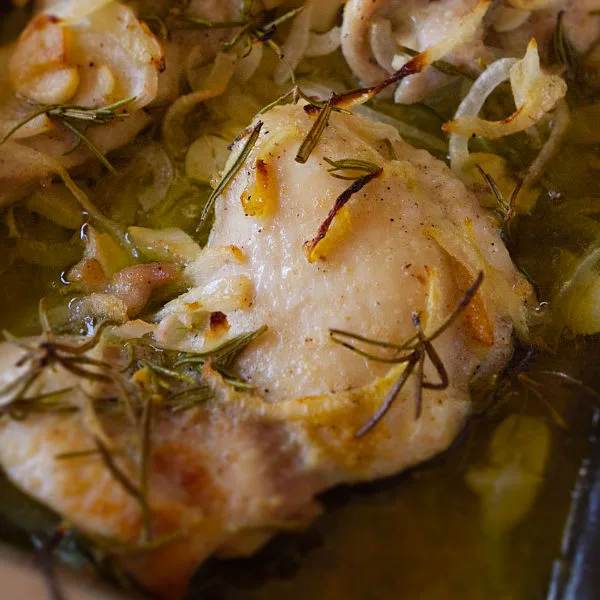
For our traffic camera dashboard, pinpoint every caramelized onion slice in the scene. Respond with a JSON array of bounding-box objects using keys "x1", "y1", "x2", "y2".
[{"x1": 444, "y1": 40, "x2": 567, "y2": 140}]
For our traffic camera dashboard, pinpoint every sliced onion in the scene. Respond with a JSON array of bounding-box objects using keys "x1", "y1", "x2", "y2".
[
  {"x1": 162, "y1": 52, "x2": 237, "y2": 160},
  {"x1": 127, "y1": 226, "x2": 201, "y2": 265},
  {"x1": 553, "y1": 243, "x2": 600, "y2": 335},
  {"x1": 185, "y1": 45, "x2": 210, "y2": 92},
  {"x1": 134, "y1": 143, "x2": 174, "y2": 212},
  {"x1": 310, "y1": 0, "x2": 344, "y2": 32},
  {"x1": 448, "y1": 57, "x2": 518, "y2": 173},
  {"x1": 343, "y1": 0, "x2": 491, "y2": 99},
  {"x1": 413, "y1": 0, "x2": 492, "y2": 68},
  {"x1": 505, "y1": 0, "x2": 556, "y2": 8},
  {"x1": 369, "y1": 19, "x2": 395, "y2": 72},
  {"x1": 15, "y1": 238, "x2": 81, "y2": 268},
  {"x1": 445, "y1": 41, "x2": 567, "y2": 142},
  {"x1": 341, "y1": 0, "x2": 390, "y2": 86},
  {"x1": 491, "y1": 6, "x2": 532, "y2": 33},
  {"x1": 235, "y1": 42, "x2": 264, "y2": 84},
  {"x1": 305, "y1": 26, "x2": 341, "y2": 58},
  {"x1": 25, "y1": 183, "x2": 84, "y2": 230},
  {"x1": 46, "y1": 0, "x2": 113, "y2": 22},
  {"x1": 185, "y1": 134, "x2": 231, "y2": 184},
  {"x1": 275, "y1": 0, "x2": 313, "y2": 84}
]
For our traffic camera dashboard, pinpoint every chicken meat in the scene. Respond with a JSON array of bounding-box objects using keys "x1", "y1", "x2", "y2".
[{"x1": 0, "y1": 103, "x2": 533, "y2": 597}]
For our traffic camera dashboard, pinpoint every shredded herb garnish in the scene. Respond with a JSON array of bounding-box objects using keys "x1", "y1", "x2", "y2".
[
  {"x1": 330, "y1": 272, "x2": 484, "y2": 437},
  {"x1": 1, "y1": 97, "x2": 136, "y2": 174},
  {"x1": 197, "y1": 120, "x2": 263, "y2": 234},
  {"x1": 303, "y1": 167, "x2": 383, "y2": 262}
]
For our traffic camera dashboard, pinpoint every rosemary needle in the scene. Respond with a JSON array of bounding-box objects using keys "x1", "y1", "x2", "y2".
[
  {"x1": 295, "y1": 97, "x2": 333, "y2": 164},
  {"x1": 197, "y1": 120, "x2": 263, "y2": 233},
  {"x1": 1, "y1": 97, "x2": 136, "y2": 173},
  {"x1": 330, "y1": 272, "x2": 484, "y2": 437}
]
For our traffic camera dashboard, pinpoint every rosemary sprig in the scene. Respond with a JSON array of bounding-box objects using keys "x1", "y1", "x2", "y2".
[
  {"x1": 1, "y1": 97, "x2": 136, "y2": 173},
  {"x1": 0, "y1": 310, "x2": 267, "y2": 547},
  {"x1": 330, "y1": 272, "x2": 484, "y2": 437},
  {"x1": 323, "y1": 157, "x2": 382, "y2": 181},
  {"x1": 54, "y1": 448, "x2": 104, "y2": 460},
  {"x1": 257, "y1": 6, "x2": 304, "y2": 39},
  {"x1": 93, "y1": 434, "x2": 152, "y2": 541},
  {"x1": 257, "y1": 85, "x2": 351, "y2": 118},
  {"x1": 196, "y1": 120, "x2": 263, "y2": 234},
  {"x1": 175, "y1": 325, "x2": 268, "y2": 371}
]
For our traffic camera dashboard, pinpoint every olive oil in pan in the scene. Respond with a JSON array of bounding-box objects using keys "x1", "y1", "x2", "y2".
[
  {"x1": 185, "y1": 343, "x2": 597, "y2": 600},
  {"x1": 0, "y1": 3, "x2": 600, "y2": 598}
]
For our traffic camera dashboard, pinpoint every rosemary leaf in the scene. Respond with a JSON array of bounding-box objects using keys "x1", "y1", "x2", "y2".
[
  {"x1": 54, "y1": 449, "x2": 102, "y2": 460},
  {"x1": 175, "y1": 325, "x2": 268, "y2": 369},
  {"x1": 197, "y1": 120, "x2": 263, "y2": 233},
  {"x1": 331, "y1": 272, "x2": 484, "y2": 437},
  {"x1": 0, "y1": 105, "x2": 53, "y2": 144},
  {"x1": 355, "y1": 354, "x2": 420, "y2": 438},
  {"x1": 1, "y1": 97, "x2": 136, "y2": 173},
  {"x1": 138, "y1": 397, "x2": 153, "y2": 542},
  {"x1": 173, "y1": 15, "x2": 248, "y2": 30},
  {"x1": 142, "y1": 361, "x2": 196, "y2": 385},
  {"x1": 324, "y1": 157, "x2": 382, "y2": 181},
  {"x1": 261, "y1": 6, "x2": 304, "y2": 31},
  {"x1": 295, "y1": 97, "x2": 333, "y2": 164},
  {"x1": 59, "y1": 120, "x2": 116, "y2": 174}
]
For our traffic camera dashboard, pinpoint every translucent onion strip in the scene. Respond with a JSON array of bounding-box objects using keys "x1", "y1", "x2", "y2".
[
  {"x1": 444, "y1": 41, "x2": 567, "y2": 142},
  {"x1": 448, "y1": 57, "x2": 517, "y2": 173},
  {"x1": 305, "y1": 26, "x2": 341, "y2": 58},
  {"x1": 274, "y1": 1, "x2": 313, "y2": 84}
]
